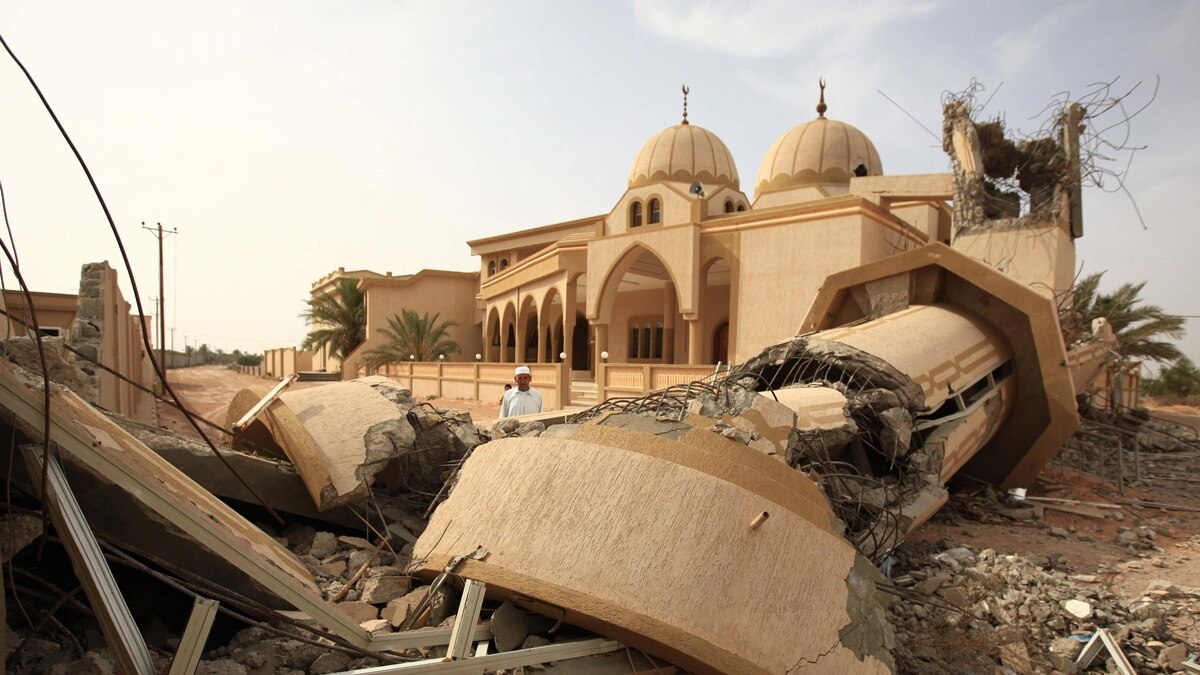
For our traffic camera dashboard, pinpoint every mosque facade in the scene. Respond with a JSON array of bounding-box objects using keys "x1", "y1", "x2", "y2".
[{"x1": 305, "y1": 86, "x2": 1078, "y2": 407}]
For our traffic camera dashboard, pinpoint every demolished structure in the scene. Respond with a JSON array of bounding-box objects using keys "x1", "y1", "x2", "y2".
[{"x1": 3, "y1": 85, "x2": 1195, "y2": 675}]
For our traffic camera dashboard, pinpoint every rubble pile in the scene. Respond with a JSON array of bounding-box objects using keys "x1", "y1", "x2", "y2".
[{"x1": 888, "y1": 539, "x2": 1200, "y2": 674}]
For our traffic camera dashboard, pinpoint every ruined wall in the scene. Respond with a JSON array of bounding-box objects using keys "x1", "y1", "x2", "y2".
[
  {"x1": 67, "y1": 262, "x2": 155, "y2": 423},
  {"x1": 942, "y1": 100, "x2": 1082, "y2": 298}
]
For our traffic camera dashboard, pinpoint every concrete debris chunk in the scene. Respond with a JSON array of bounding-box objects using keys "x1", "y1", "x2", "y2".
[
  {"x1": 309, "y1": 651, "x2": 350, "y2": 675},
  {"x1": 309, "y1": 531, "x2": 338, "y2": 559},
  {"x1": 226, "y1": 376, "x2": 483, "y2": 510},
  {"x1": 359, "y1": 571, "x2": 411, "y2": 604},
  {"x1": 0, "y1": 512, "x2": 43, "y2": 562},
  {"x1": 382, "y1": 586, "x2": 429, "y2": 627},
  {"x1": 1062, "y1": 599, "x2": 1093, "y2": 619},
  {"x1": 335, "y1": 601, "x2": 379, "y2": 624},
  {"x1": 491, "y1": 600, "x2": 530, "y2": 653}
]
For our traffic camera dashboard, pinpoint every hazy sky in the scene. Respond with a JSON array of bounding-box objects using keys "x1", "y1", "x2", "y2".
[{"x1": 2, "y1": 1, "x2": 1197, "y2": 366}]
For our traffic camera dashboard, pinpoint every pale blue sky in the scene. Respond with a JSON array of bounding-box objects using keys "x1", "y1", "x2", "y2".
[{"x1": 1, "y1": 1, "x2": 1197, "y2": 366}]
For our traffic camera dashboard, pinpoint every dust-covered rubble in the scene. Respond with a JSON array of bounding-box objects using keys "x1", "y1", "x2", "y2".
[{"x1": 889, "y1": 538, "x2": 1200, "y2": 674}]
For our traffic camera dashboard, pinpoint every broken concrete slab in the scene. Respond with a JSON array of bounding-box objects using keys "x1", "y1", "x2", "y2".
[
  {"x1": 0, "y1": 359, "x2": 374, "y2": 648},
  {"x1": 226, "y1": 377, "x2": 419, "y2": 510},
  {"x1": 106, "y1": 413, "x2": 363, "y2": 529}
]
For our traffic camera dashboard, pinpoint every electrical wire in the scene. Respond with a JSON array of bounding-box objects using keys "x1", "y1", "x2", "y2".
[{"x1": 0, "y1": 31, "x2": 284, "y2": 526}]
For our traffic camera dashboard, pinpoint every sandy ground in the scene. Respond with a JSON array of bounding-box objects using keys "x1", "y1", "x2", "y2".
[{"x1": 155, "y1": 365, "x2": 502, "y2": 440}]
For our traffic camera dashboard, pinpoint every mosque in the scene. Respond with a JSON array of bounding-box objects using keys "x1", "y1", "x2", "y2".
[{"x1": 294, "y1": 84, "x2": 1079, "y2": 409}]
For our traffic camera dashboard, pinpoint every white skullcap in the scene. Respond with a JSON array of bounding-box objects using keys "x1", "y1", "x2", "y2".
[{"x1": 514, "y1": 366, "x2": 531, "y2": 376}]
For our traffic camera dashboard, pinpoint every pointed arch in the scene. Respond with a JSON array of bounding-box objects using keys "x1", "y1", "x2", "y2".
[{"x1": 594, "y1": 243, "x2": 686, "y2": 325}]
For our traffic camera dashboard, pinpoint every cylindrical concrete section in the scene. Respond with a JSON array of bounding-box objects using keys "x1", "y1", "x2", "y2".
[{"x1": 814, "y1": 304, "x2": 1013, "y2": 412}]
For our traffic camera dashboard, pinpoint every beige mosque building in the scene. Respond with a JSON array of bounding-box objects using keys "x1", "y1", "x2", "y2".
[{"x1": 291, "y1": 86, "x2": 1077, "y2": 409}]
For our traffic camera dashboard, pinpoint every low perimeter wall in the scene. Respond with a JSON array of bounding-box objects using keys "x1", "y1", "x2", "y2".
[
  {"x1": 597, "y1": 363, "x2": 719, "y2": 402},
  {"x1": 364, "y1": 361, "x2": 567, "y2": 411}
]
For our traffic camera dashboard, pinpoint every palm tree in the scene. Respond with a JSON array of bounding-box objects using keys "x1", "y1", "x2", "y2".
[
  {"x1": 300, "y1": 277, "x2": 365, "y2": 361},
  {"x1": 1143, "y1": 357, "x2": 1200, "y2": 399},
  {"x1": 362, "y1": 309, "x2": 460, "y2": 369},
  {"x1": 1073, "y1": 272, "x2": 1184, "y2": 364}
]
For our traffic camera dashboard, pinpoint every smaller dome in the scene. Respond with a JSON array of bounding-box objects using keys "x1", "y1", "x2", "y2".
[
  {"x1": 756, "y1": 117, "x2": 882, "y2": 196},
  {"x1": 628, "y1": 124, "x2": 740, "y2": 190}
]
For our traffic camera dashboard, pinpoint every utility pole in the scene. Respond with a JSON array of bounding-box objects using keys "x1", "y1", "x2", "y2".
[
  {"x1": 142, "y1": 222, "x2": 178, "y2": 372},
  {"x1": 148, "y1": 295, "x2": 160, "y2": 354}
]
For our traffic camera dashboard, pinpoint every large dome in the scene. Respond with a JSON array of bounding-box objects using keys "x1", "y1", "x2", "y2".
[
  {"x1": 628, "y1": 123, "x2": 740, "y2": 190},
  {"x1": 755, "y1": 116, "x2": 882, "y2": 196}
]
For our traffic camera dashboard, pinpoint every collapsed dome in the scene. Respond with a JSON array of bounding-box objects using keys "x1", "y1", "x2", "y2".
[
  {"x1": 628, "y1": 123, "x2": 740, "y2": 190},
  {"x1": 755, "y1": 116, "x2": 883, "y2": 196}
]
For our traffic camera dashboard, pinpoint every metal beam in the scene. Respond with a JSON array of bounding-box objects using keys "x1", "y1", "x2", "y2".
[
  {"x1": 369, "y1": 623, "x2": 493, "y2": 651},
  {"x1": 330, "y1": 638, "x2": 622, "y2": 674},
  {"x1": 169, "y1": 597, "x2": 219, "y2": 675},
  {"x1": 232, "y1": 374, "x2": 297, "y2": 432},
  {"x1": 21, "y1": 446, "x2": 155, "y2": 675},
  {"x1": 0, "y1": 362, "x2": 372, "y2": 648},
  {"x1": 446, "y1": 580, "x2": 486, "y2": 660}
]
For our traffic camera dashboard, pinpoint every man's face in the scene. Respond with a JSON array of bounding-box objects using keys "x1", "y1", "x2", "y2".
[{"x1": 514, "y1": 374, "x2": 532, "y2": 391}]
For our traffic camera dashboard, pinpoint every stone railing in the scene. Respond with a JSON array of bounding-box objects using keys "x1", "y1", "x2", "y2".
[
  {"x1": 597, "y1": 363, "x2": 719, "y2": 401},
  {"x1": 361, "y1": 361, "x2": 568, "y2": 411}
]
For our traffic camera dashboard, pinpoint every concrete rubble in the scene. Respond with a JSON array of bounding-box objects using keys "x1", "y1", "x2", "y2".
[{"x1": 2, "y1": 101, "x2": 1198, "y2": 674}]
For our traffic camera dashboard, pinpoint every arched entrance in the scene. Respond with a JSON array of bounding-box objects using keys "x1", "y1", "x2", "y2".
[{"x1": 594, "y1": 246, "x2": 685, "y2": 366}]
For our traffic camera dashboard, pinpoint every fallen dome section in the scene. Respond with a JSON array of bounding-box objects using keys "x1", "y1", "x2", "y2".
[{"x1": 411, "y1": 434, "x2": 895, "y2": 675}]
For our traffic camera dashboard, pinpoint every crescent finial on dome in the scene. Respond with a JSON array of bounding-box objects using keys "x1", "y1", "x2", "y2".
[
  {"x1": 681, "y1": 84, "x2": 690, "y2": 125},
  {"x1": 817, "y1": 78, "x2": 827, "y2": 118}
]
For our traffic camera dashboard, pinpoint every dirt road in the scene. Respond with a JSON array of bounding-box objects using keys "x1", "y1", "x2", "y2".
[{"x1": 155, "y1": 366, "x2": 501, "y2": 440}]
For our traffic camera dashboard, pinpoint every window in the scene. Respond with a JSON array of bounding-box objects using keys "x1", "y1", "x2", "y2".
[
  {"x1": 736, "y1": 204, "x2": 746, "y2": 212},
  {"x1": 499, "y1": 258, "x2": 509, "y2": 270},
  {"x1": 854, "y1": 163, "x2": 868, "y2": 177},
  {"x1": 724, "y1": 199, "x2": 734, "y2": 213},
  {"x1": 488, "y1": 261, "x2": 496, "y2": 276},
  {"x1": 648, "y1": 198, "x2": 661, "y2": 224},
  {"x1": 630, "y1": 201, "x2": 643, "y2": 228},
  {"x1": 628, "y1": 318, "x2": 666, "y2": 359}
]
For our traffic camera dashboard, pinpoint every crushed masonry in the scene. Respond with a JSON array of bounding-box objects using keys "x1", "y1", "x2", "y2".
[{"x1": 1, "y1": 90, "x2": 1195, "y2": 675}]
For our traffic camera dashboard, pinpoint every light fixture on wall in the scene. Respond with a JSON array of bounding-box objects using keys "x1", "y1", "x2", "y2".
[
  {"x1": 438, "y1": 354, "x2": 445, "y2": 361},
  {"x1": 600, "y1": 351, "x2": 609, "y2": 361},
  {"x1": 559, "y1": 351, "x2": 566, "y2": 361},
  {"x1": 409, "y1": 355, "x2": 415, "y2": 360},
  {"x1": 475, "y1": 353, "x2": 482, "y2": 361}
]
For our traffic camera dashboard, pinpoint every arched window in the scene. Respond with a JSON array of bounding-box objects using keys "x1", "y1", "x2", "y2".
[
  {"x1": 499, "y1": 259, "x2": 509, "y2": 270},
  {"x1": 736, "y1": 204, "x2": 746, "y2": 212},
  {"x1": 652, "y1": 321, "x2": 664, "y2": 359},
  {"x1": 724, "y1": 199, "x2": 734, "y2": 213},
  {"x1": 488, "y1": 261, "x2": 496, "y2": 276},
  {"x1": 630, "y1": 201, "x2": 643, "y2": 228},
  {"x1": 641, "y1": 322, "x2": 651, "y2": 358},
  {"x1": 853, "y1": 163, "x2": 869, "y2": 177},
  {"x1": 649, "y1": 198, "x2": 662, "y2": 224},
  {"x1": 629, "y1": 324, "x2": 640, "y2": 357}
]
